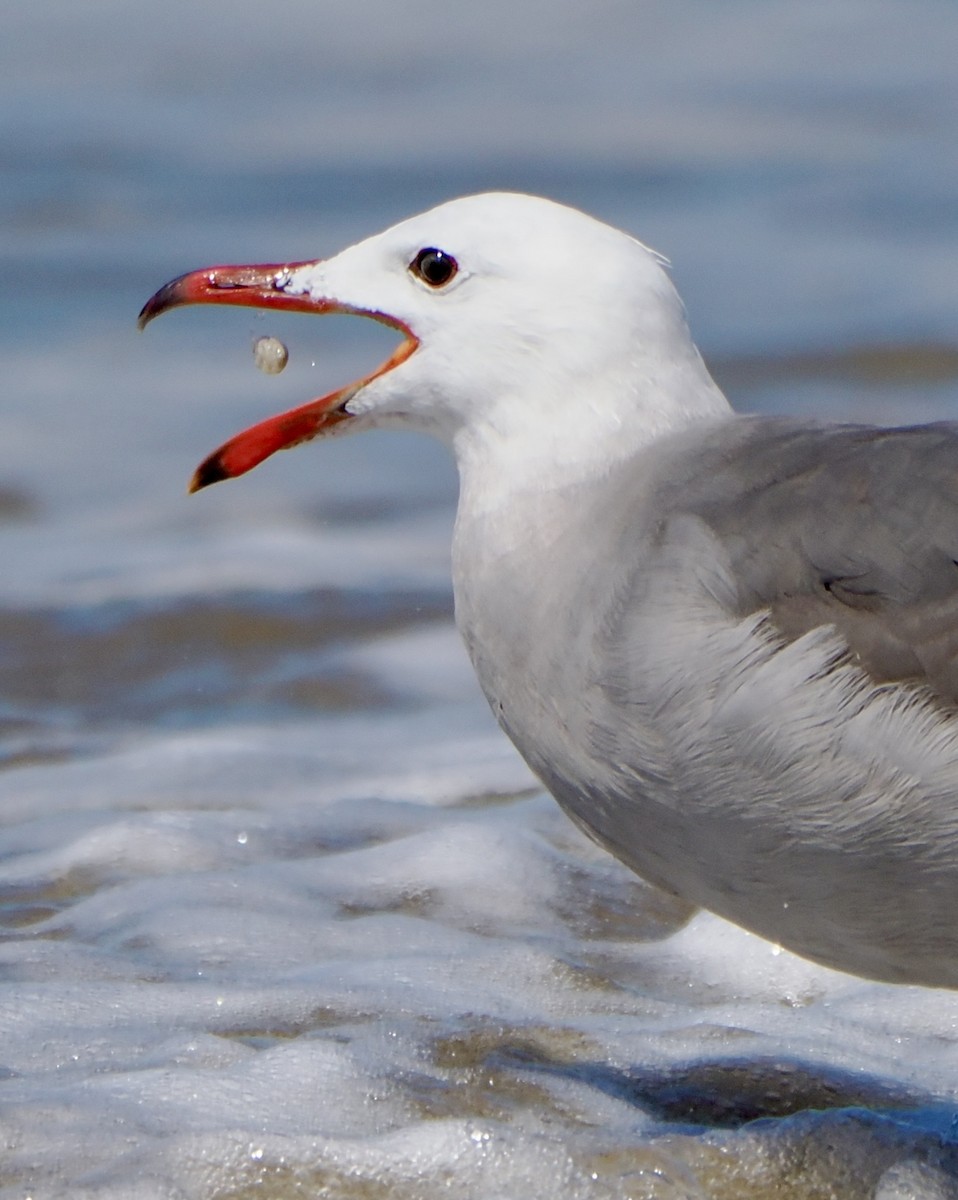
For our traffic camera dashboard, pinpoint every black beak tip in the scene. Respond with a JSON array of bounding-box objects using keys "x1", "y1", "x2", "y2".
[
  {"x1": 188, "y1": 454, "x2": 230, "y2": 494},
  {"x1": 137, "y1": 274, "x2": 191, "y2": 331}
]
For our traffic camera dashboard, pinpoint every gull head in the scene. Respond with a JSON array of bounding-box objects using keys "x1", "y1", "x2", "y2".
[{"x1": 139, "y1": 192, "x2": 717, "y2": 491}]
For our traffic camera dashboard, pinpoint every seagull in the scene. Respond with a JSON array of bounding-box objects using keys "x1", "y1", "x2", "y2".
[{"x1": 140, "y1": 192, "x2": 958, "y2": 989}]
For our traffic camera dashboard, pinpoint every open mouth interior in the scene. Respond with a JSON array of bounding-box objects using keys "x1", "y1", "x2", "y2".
[{"x1": 187, "y1": 318, "x2": 418, "y2": 493}]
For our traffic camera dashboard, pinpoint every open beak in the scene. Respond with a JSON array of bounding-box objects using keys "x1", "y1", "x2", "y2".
[{"x1": 138, "y1": 262, "x2": 418, "y2": 492}]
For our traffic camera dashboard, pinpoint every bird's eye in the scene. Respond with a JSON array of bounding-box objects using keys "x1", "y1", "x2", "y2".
[{"x1": 410, "y1": 247, "x2": 458, "y2": 288}]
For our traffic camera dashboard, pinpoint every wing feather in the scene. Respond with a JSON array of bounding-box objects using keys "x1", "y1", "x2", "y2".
[{"x1": 657, "y1": 420, "x2": 958, "y2": 701}]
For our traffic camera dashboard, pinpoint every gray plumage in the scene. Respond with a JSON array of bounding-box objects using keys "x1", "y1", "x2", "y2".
[
  {"x1": 660, "y1": 419, "x2": 958, "y2": 699},
  {"x1": 457, "y1": 416, "x2": 958, "y2": 987}
]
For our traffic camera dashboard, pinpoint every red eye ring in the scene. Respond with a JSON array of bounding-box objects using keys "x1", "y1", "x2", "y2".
[{"x1": 410, "y1": 247, "x2": 458, "y2": 288}]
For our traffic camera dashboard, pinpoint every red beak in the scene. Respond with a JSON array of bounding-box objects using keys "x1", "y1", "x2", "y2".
[{"x1": 138, "y1": 262, "x2": 417, "y2": 492}]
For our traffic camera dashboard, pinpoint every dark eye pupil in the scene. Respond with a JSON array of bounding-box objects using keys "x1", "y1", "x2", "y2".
[{"x1": 412, "y1": 247, "x2": 457, "y2": 287}]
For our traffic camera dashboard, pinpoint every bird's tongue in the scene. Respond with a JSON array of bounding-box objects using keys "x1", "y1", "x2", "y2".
[{"x1": 137, "y1": 260, "x2": 418, "y2": 492}]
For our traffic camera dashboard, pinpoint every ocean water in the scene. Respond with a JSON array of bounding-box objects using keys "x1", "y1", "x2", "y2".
[{"x1": 4, "y1": 2, "x2": 958, "y2": 1196}]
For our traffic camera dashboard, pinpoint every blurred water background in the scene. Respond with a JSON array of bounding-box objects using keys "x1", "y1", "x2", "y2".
[{"x1": 3, "y1": 2, "x2": 958, "y2": 1196}]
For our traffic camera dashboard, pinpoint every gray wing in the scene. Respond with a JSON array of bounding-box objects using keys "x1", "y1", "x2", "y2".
[{"x1": 658, "y1": 419, "x2": 958, "y2": 702}]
